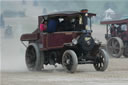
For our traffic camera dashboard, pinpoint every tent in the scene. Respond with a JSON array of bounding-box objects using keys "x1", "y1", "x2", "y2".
[{"x1": 104, "y1": 8, "x2": 115, "y2": 20}]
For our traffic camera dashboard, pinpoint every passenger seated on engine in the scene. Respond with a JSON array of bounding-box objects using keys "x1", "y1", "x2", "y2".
[
  {"x1": 110, "y1": 24, "x2": 117, "y2": 37},
  {"x1": 59, "y1": 17, "x2": 72, "y2": 31},
  {"x1": 117, "y1": 25, "x2": 122, "y2": 35},
  {"x1": 46, "y1": 18, "x2": 59, "y2": 33},
  {"x1": 40, "y1": 20, "x2": 47, "y2": 32}
]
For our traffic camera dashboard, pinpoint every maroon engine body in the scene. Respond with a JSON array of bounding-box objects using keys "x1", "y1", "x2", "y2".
[{"x1": 21, "y1": 31, "x2": 81, "y2": 51}]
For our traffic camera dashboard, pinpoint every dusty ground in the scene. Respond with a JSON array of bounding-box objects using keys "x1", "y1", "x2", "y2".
[
  {"x1": 1, "y1": 17, "x2": 128, "y2": 85},
  {"x1": 1, "y1": 58, "x2": 128, "y2": 85}
]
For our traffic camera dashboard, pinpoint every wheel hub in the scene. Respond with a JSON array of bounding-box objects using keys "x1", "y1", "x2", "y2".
[{"x1": 66, "y1": 59, "x2": 70, "y2": 65}]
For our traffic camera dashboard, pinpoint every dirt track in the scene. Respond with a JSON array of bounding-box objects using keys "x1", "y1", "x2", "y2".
[{"x1": 1, "y1": 58, "x2": 128, "y2": 85}]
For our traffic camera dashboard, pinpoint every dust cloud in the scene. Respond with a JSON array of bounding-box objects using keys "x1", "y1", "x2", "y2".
[
  {"x1": 1, "y1": 29, "x2": 27, "y2": 72},
  {"x1": 0, "y1": 16, "x2": 37, "y2": 72}
]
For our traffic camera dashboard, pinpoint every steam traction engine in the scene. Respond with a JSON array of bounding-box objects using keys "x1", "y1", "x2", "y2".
[
  {"x1": 101, "y1": 19, "x2": 128, "y2": 58},
  {"x1": 21, "y1": 9, "x2": 109, "y2": 73}
]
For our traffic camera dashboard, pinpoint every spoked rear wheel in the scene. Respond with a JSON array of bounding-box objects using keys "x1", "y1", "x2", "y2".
[
  {"x1": 62, "y1": 50, "x2": 78, "y2": 73},
  {"x1": 93, "y1": 49, "x2": 109, "y2": 71},
  {"x1": 25, "y1": 43, "x2": 44, "y2": 71},
  {"x1": 107, "y1": 37, "x2": 124, "y2": 58}
]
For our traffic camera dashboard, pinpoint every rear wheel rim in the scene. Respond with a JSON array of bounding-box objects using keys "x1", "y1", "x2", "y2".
[
  {"x1": 107, "y1": 37, "x2": 123, "y2": 58},
  {"x1": 108, "y1": 39, "x2": 120, "y2": 55},
  {"x1": 26, "y1": 46, "x2": 37, "y2": 70}
]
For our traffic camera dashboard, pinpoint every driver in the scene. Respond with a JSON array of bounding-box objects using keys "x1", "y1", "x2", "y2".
[{"x1": 110, "y1": 24, "x2": 117, "y2": 37}]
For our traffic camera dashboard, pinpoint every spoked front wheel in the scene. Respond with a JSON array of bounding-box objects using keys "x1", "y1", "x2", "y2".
[
  {"x1": 62, "y1": 50, "x2": 78, "y2": 73},
  {"x1": 93, "y1": 49, "x2": 109, "y2": 71}
]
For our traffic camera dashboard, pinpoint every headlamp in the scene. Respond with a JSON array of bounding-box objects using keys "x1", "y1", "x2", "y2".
[{"x1": 72, "y1": 39, "x2": 78, "y2": 45}]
